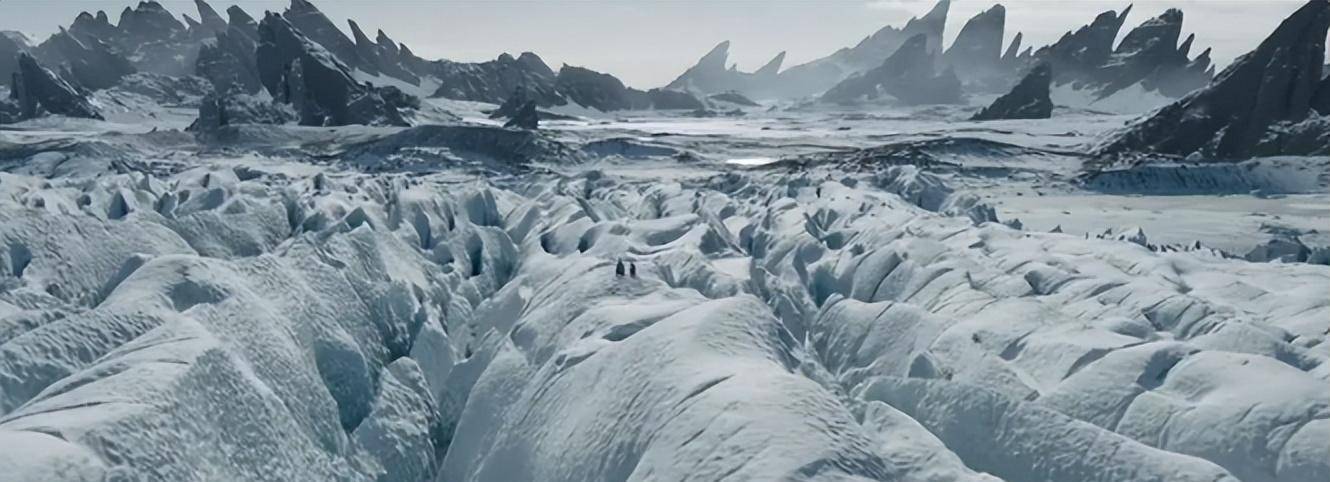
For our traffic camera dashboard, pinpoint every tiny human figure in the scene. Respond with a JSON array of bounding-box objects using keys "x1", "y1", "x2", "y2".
[
  {"x1": 615, "y1": 259, "x2": 625, "y2": 277},
  {"x1": 629, "y1": 263, "x2": 637, "y2": 278}
]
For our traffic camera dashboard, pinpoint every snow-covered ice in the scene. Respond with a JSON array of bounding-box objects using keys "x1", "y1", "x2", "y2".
[{"x1": 1, "y1": 103, "x2": 1327, "y2": 481}]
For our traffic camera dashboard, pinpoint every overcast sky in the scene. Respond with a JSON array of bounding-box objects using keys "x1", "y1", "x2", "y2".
[{"x1": 0, "y1": 0, "x2": 1314, "y2": 88}]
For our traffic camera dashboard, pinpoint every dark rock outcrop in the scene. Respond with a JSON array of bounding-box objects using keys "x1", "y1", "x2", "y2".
[
  {"x1": 34, "y1": 28, "x2": 135, "y2": 90},
  {"x1": 1312, "y1": 74, "x2": 1330, "y2": 115},
  {"x1": 283, "y1": 0, "x2": 372, "y2": 75},
  {"x1": 1097, "y1": 0, "x2": 1330, "y2": 159},
  {"x1": 556, "y1": 65, "x2": 638, "y2": 111},
  {"x1": 2, "y1": 53, "x2": 102, "y2": 123},
  {"x1": 1035, "y1": 6, "x2": 1132, "y2": 83},
  {"x1": 104, "y1": 1, "x2": 195, "y2": 76},
  {"x1": 118, "y1": 1, "x2": 185, "y2": 41},
  {"x1": 1029, "y1": 6, "x2": 1213, "y2": 101},
  {"x1": 821, "y1": 34, "x2": 962, "y2": 105},
  {"x1": 1099, "y1": 9, "x2": 1204, "y2": 97},
  {"x1": 0, "y1": 31, "x2": 31, "y2": 82},
  {"x1": 503, "y1": 101, "x2": 539, "y2": 130},
  {"x1": 346, "y1": 20, "x2": 420, "y2": 85},
  {"x1": 193, "y1": 0, "x2": 228, "y2": 36},
  {"x1": 257, "y1": 12, "x2": 416, "y2": 126},
  {"x1": 431, "y1": 52, "x2": 564, "y2": 106},
  {"x1": 557, "y1": 65, "x2": 704, "y2": 111},
  {"x1": 188, "y1": 92, "x2": 296, "y2": 130},
  {"x1": 972, "y1": 63, "x2": 1052, "y2": 120},
  {"x1": 195, "y1": 19, "x2": 263, "y2": 94},
  {"x1": 225, "y1": 5, "x2": 260, "y2": 41},
  {"x1": 194, "y1": 5, "x2": 265, "y2": 95}
]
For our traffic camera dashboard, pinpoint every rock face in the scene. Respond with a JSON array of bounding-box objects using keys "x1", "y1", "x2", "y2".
[
  {"x1": 0, "y1": 31, "x2": 31, "y2": 82},
  {"x1": 1312, "y1": 74, "x2": 1330, "y2": 115},
  {"x1": 193, "y1": 0, "x2": 228, "y2": 36},
  {"x1": 347, "y1": 20, "x2": 419, "y2": 85},
  {"x1": 432, "y1": 52, "x2": 564, "y2": 107},
  {"x1": 1036, "y1": 7, "x2": 1131, "y2": 83},
  {"x1": 195, "y1": 21, "x2": 262, "y2": 94},
  {"x1": 503, "y1": 101, "x2": 539, "y2": 130},
  {"x1": 283, "y1": 0, "x2": 371, "y2": 75},
  {"x1": 942, "y1": 5, "x2": 1008, "y2": 89},
  {"x1": 34, "y1": 28, "x2": 136, "y2": 90},
  {"x1": 1097, "y1": 0, "x2": 1330, "y2": 159},
  {"x1": 1099, "y1": 9, "x2": 1207, "y2": 98},
  {"x1": 188, "y1": 92, "x2": 296, "y2": 130},
  {"x1": 1031, "y1": 7, "x2": 1213, "y2": 101},
  {"x1": 256, "y1": 12, "x2": 416, "y2": 127},
  {"x1": 557, "y1": 65, "x2": 704, "y2": 111},
  {"x1": 1, "y1": 53, "x2": 102, "y2": 123},
  {"x1": 821, "y1": 34, "x2": 962, "y2": 105},
  {"x1": 971, "y1": 63, "x2": 1053, "y2": 120}
]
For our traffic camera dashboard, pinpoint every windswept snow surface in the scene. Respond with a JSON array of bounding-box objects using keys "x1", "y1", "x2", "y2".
[{"x1": 1, "y1": 107, "x2": 1328, "y2": 482}]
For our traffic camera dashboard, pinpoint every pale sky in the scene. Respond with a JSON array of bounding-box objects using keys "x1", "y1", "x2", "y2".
[{"x1": 0, "y1": 0, "x2": 1314, "y2": 89}]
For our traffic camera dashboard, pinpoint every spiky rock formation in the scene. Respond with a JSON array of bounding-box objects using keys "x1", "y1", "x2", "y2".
[
  {"x1": 0, "y1": 31, "x2": 30, "y2": 81},
  {"x1": 663, "y1": 41, "x2": 786, "y2": 97},
  {"x1": 943, "y1": 5, "x2": 1006, "y2": 80},
  {"x1": 821, "y1": 34, "x2": 962, "y2": 106},
  {"x1": 1097, "y1": 0, "x2": 1330, "y2": 159},
  {"x1": 256, "y1": 12, "x2": 415, "y2": 127},
  {"x1": 283, "y1": 0, "x2": 372, "y2": 75},
  {"x1": 193, "y1": 0, "x2": 228, "y2": 35},
  {"x1": 1, "y1": 53, "x2": 102, "y2": 123},
  {"x1": 34, "y1": 28, "x2": 136, "y2": 90},
  {"x1": 432, "y1": 52, "x2": 565, "y2": 107},
  {"x1": 665, "y1": 0, "x2": 951, "y2": 99},
  {"x1": 1036, "y1": 6, "x2": 1132, "y2": 81},
  {"x1": 972, "y1": 63, "x2": 1053, "y2": 120},
  {"x1": 1027, "y1": 6, "x2": 1213, "y2": 101},
  {"x1": 503, "y1": 101, "x2": 539, "y2": 130},
  {"x1": 196, "y1": 36, "x2": 258, "y2": 95}
]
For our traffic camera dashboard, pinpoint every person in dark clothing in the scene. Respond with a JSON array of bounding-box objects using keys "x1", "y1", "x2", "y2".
[
  {"x1": 629, "y1": 263, "x2": 637, "y2": 278},
  {"x1": 615, "y1": 259, "x2": 625, "y2": 277}
]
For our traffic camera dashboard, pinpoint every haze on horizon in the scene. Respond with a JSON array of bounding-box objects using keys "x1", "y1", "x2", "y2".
[{"x1": 0, "y1": 0, "x2": 1313, "y2": 89}]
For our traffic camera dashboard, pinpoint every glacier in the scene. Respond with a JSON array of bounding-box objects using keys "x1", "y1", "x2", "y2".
[{"x1": 1, "y1": 1, "x2": 1329, "y2": 481}]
